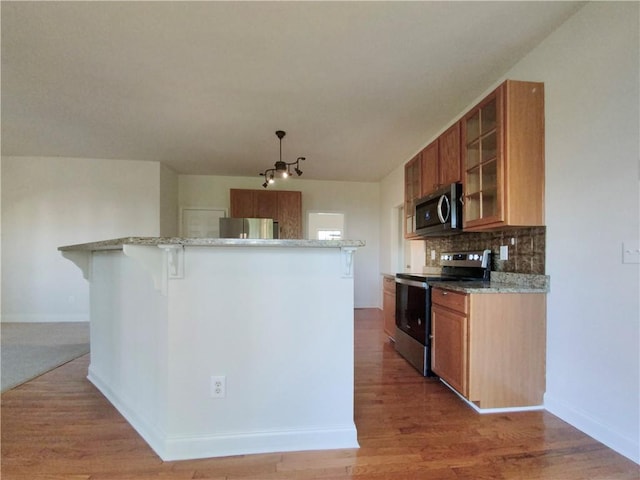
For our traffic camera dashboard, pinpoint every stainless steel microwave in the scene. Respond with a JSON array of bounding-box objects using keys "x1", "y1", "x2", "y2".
[{"x1": 414, "y1": 183, "x2": 463, "y2": 236}]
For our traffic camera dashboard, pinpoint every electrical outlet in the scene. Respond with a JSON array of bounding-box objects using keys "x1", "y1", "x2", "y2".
[
  {"x1": 431, "y1": 249, "x2": 436, "y2": 260},
  {"x1": 211, "y1": 375, "x2": 226, "y2": 398},
  {"x1": 499, "y1": 245, "x2": 509, "y2": 261}
]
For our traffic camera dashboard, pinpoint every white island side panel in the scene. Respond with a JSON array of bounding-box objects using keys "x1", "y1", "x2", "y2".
[
  {"x1": 83, "y1": 245, "x2": 358, "y2": 461},
  {"x1": 163, "y1": 246, "x2": 357, "y2": 459},
  {"x1": 88, "y1": 250, "x2": 170, "y2": 445}
]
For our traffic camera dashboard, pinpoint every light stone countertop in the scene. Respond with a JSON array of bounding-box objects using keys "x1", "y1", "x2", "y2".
[
  {"x1": 429, "y1": 272, "x2": 550, "y2": 294},
  {"x1": 379, "y1": 271, "x2": 549, "y2": 294},
  {"x1": 59, "y1": 236, "x2": 365, "y2": 251}
]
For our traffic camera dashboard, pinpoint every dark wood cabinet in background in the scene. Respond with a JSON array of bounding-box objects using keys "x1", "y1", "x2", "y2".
[
  {"x1": 276, "y1": 191, "x2": 302, "y2": 239},
  {"x1": 230, "y1": 189, "x2": 302, "y2": 239},
  {"x1": 230, "y1": 189, "x2": 258, "y2": 218},
  {"x1": 254, "y1": 190, "x2": 278, "y2": 219}
]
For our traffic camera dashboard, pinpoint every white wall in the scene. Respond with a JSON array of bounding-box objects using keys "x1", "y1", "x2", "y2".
[
  {"x1": 377, "y1": 1, "x2": 639, "y2": 463},
  {"x1": 505, "y1": 2, "x2": 639, "y2": 463},
  {"x1": 179, "y1": 175, "x2": 380, "y2": 308},
  {"x1": 379, "y1": 164, "x2": 404, "y2": 276},
  {"x1": 160, "y1": 164, "x2": 179, "y2": 237},
  {"x1": 1, "y1": 156, "x2": 163, "y2": 322}
]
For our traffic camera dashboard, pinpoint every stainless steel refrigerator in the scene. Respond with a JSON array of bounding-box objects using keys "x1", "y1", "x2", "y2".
[{"x1": 219, "y1": 218, "x2": 277, "y2": 239}]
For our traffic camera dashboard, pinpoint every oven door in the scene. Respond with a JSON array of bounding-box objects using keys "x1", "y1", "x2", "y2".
[{"x1": 395, "y1": 277, "x2": 430, "y2": 345}]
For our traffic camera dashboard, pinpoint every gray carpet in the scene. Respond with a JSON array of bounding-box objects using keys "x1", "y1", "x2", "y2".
[{"x1": 1, "y1": 322, "x2": 90, "y2": 392}]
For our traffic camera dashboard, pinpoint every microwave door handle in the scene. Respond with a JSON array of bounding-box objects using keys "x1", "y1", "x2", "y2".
[{"x1": 437, "y1": 195, "x2": 450, "y2": 223}]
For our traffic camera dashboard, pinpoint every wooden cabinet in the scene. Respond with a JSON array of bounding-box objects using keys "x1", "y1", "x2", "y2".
[
  {"x1": 276, "y1": 191, "x2": 303, "y2": 239},
  {"x1": 230, "y1": 189, "x2": 302, "y2": 239},
  {"x1": 420, "y1": 140, "x2": 439, "y2": 196},
  {"x1": 405, "y1": 123, "x2": 462, "y2": 233},
  {"x1": 382, "y1": 275, "x2": 396, "y2": 339},
  {"x1": 462, "y1": 80, "x2": 544, "y2": 231},
  {"x1": 431, "y1": 289, "x2": 469, "y2": 395},
  {"x1": 438, "y1": 122, "x2": 462, "y2": 188},
  {"x1": 420, "y1": 122, "x2": 462, "y2": 197},
  {"x1": 403, "y1": 153, "x2": 422, "y2": 238},
  {"x1": 431, "y1": 287, "x2": 546, "y2": 409},
  {"x1": 404, "y1": 79, "x2": 544, "y2": 233},
  {"x1": 254, "y1": 190, "x2": 278, "y2": 219},
  {"x1": 230, "y1": 189, "x2": 256, "y2": 218}
]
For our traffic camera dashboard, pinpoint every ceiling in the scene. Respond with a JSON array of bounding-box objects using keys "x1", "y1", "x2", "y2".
[{"x1": 1, "y1": 1, "x2": 584, "y2": 183}]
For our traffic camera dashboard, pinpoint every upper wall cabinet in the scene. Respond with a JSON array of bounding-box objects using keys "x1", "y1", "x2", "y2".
[
  {"x1": 438, "y1": 122, "x2": 462, "y2": 189},
  {"x1": 230, "y1": 189, "x2": 302, "y2": 239},
  {"x1": 462, "y1": 80, "x2": 545, "y2": 231},
  {"x1": 420, "y1": 122, "x2": 462, "y2": 197},
  {"x1": 404, "y1": 123, "x2": 462, "y2": 238},
  {"x1": 420, "y1": 140, "x2": 438, "y2": 197},
  {"x1": 404, "y1": 152, "x2": 422, "y2": 238}
]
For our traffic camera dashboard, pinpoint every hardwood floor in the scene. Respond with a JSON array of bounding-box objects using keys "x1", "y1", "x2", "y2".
[{"x1": 2, "y1": 308, "x2": 637, "y2": 479}]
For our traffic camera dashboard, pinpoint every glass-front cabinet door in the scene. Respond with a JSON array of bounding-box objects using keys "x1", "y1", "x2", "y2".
[{"x1": 462, "y1": 87, "x2": 504, "y2": 228}]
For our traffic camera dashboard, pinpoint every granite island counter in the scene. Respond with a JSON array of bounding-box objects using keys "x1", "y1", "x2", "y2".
[{"x1": 59, "y1": 237, "x2": 364, "y2": 461}]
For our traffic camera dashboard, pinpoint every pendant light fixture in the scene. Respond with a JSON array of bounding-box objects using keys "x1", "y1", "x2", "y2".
[{"x1": 260, "y1": 130, "x2": 305, "y2": 188}]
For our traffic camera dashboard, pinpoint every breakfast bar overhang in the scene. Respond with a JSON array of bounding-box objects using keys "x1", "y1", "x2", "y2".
[{"x1": 59, "y1": 237, "x2": 364, "y2": 461}]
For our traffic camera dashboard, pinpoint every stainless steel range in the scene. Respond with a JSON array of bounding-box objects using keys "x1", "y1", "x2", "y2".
[{"x1": 394, "y1": 250, "x2": 491, "y2": 376}]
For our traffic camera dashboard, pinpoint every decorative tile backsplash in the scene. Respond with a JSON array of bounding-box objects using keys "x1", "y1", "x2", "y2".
[{"x1": 422, "y1": 226, "x2": 546, "y2": 274}]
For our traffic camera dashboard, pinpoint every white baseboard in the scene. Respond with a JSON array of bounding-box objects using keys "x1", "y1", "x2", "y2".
[
  {"x1": 1, "y1": 314, "x2": 89, "y2": 323},
  {"x1": 162, "y1": 425, "x2": 359, "y2": 462},
  {"x1": 88, "y1": 366, "x2": 359, "y2": 462},
  {"x1": 544, "y1": 393, "x2": 640, "y2": 464},
  {"x1": 440, "y1": 378, "x2": 544, "y2": 414},
  {"x1": 87, "y1": 366, "x2": 168, "y2": 458}
]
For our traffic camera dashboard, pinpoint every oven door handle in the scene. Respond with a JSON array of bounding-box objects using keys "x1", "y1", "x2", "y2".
[{"x1": 395, "y1": 277, "x2": 428, "y2": 289}]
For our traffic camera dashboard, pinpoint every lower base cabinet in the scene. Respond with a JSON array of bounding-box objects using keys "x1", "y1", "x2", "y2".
[
  {"x1": 431, "y1": 288, "x2": 546, "y2": 409},
  {"x1": 382, "y1": 275, "x2": 396, "y2": 339}
]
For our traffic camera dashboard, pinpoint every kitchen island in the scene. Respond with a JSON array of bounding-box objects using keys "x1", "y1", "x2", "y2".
[{"x1": 59, "y1": 237, "x2": 364, "y2": 461}]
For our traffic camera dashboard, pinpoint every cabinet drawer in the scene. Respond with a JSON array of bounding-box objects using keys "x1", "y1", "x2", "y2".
[
  {"x1": 432, "y1": 288, "x2": 468, "y2": 314},
  {"x1": 383, "y1": 275, "x2": 396, "y2": 294}
]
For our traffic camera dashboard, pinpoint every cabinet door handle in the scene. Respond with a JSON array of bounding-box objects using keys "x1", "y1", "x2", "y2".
[{"x1": 441, "y1": 291, "x2": 448, "y2": 295}]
